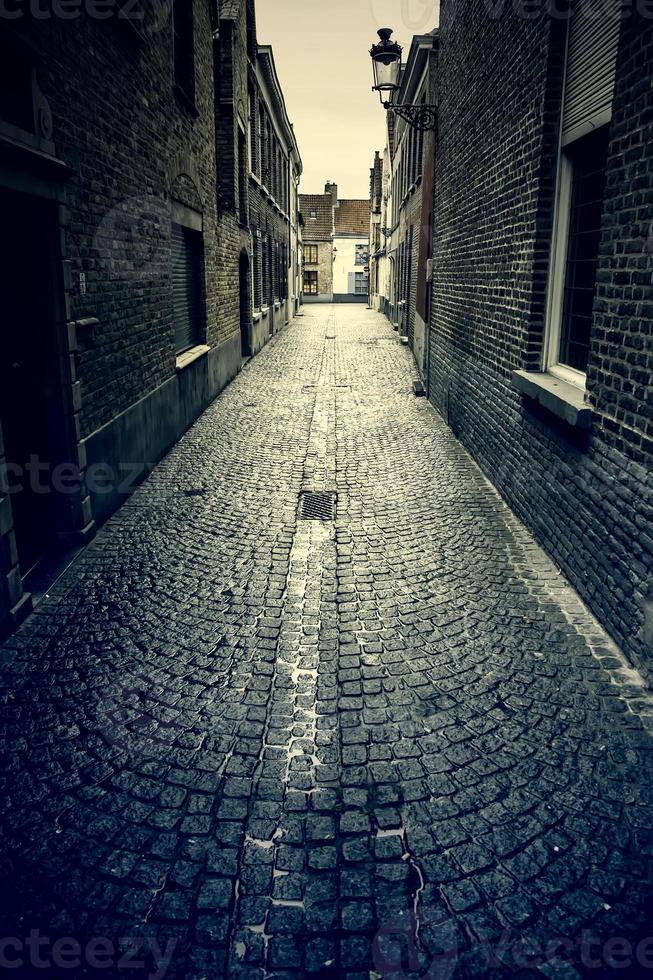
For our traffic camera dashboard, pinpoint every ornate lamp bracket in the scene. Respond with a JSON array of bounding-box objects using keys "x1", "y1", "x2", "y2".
[{"x1": 385, "y1": 102, "x2": 437, "y2": 132}]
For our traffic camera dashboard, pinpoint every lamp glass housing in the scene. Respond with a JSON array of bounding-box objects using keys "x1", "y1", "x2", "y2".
[{"x1": 370, "y1": 28, "x2": 402, "y2": 99}]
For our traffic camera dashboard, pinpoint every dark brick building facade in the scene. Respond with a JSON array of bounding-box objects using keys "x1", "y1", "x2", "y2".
[
  {"x1": 300, "y1": 190, "x2": 335, "y2": 302},
  {"x1": 247, "y1": 41, "x2": 302, "y2": 349},
  {"x1": 216, "y1": 1, "x2": 302, "y2": 357},
  {"x1": 428, "y1": 1, "x2": 653, "y2": 679},
  {"x1": 371, "y1": 34, "x2": 438, "y2": 379},
  {"x1": 0, "y1": 0, "x2": 301, "y2": 639}
]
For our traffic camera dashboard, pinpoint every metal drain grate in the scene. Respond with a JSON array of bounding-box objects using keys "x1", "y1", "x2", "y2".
[{"x1": 298, "y1": 491, "x2": 336, "y2": 521}]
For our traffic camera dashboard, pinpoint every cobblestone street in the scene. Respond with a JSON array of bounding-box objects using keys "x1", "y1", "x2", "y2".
[{"x1": 1, "y1": 306, "x2": 653, "y2": 979}]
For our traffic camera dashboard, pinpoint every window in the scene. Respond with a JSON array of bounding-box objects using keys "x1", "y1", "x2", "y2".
[
  {"x1": 173, "y1": 0, "x2": 195, "y2": 104},
  {"x1": 249, "y1": 86, "x2": 258, "y2": 177},
  {"x1": 269, "y1": 238, "x2": 275, "y2": 303},
  {"x1": 238, "y1": 127, "x2": 247, "y2": 226},
  {"x1": 271, "y1": 240, "x2": 278, "y2": 301},
  {"x1": 258, "y1": 104, "x2": 266, "y2": 185},
  {"x1": 405, "y1": 227, "x2": 413, "y2": 303},
  {"x1": 355, "y1": 244, "x2": 369, "y2": 266},
  {"x1": 304, "y1": 271, "x2": 318, "y2": 295},
  {"x1": 545, "y1": 0, "x2": 620, "y2": 382},
  {"x1": 271, "y1": 140, "x2": 277, "y2": 199},
  {"x1": 172, "y1": 222, "x2": 204, "y2": 354},
  {"x1": 417, "y1": 98, "x2": 425, "y2": 178},
  {"x1": 410, "y1": 126, "x2": 417, "y2": 187},
  {"x1": 304, "y1": 245, "x2": 318, "y2": 264},
  {"x1": 253, "y1": 233, "x2": 262, "y2": 308},
  {"x1": 262, "y1": 233, "x2": 269, "y2": 305},
  {"x1": 266, "y1": 119, "x2": 272, "y2": 190},
  {"x1": 279, "y1": 245, "x2": 288, "y2": 301},
  {"x1": 559, "y1": 128, "x2": 610, "y2": 372},
  {"x1": 355, "y1": 272, "x2": 368, "y2": 295}
]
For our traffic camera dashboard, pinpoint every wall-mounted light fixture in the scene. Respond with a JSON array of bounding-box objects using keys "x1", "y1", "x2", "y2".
[{"x1": 370, "y1": 29, "x2": 437, "y2": 132}]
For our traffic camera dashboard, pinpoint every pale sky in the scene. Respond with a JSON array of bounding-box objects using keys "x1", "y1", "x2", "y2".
[{"x1": 256, "y1": 0, "x2": 440, "y2": 199}]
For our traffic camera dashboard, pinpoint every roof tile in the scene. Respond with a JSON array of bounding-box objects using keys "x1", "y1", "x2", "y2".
[
  {"x1": 300, "y1": 194, "x2": 333, "y2": 241},
  {"x1": 334, "y1": 199, "x2": 370, "y2": 235}
]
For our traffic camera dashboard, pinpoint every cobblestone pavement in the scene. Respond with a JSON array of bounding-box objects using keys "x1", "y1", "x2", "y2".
[{"x1": 2, "y1": 306, "x2": 653, "y2": 980}]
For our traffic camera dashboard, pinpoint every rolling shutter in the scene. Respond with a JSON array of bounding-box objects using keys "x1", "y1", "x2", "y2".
[
  {"x1": 172, "y1": 222, "x2": 201, "y2": 354},
  {"x1": 562, "y1": 0, "x2": 621, "y2": 146}
]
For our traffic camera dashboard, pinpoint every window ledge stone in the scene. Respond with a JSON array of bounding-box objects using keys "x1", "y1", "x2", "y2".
[
  {"x1": 512, "y1": 370, "x2": 592, "y2": 429},
  {"x1": 176, "y1": 344, "x2": 210, "y2": 373}
]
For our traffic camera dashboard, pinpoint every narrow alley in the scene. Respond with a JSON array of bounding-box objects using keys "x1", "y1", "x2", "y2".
[{"x1": 1, "y1": 307, "x2": 652, "y2": 979}]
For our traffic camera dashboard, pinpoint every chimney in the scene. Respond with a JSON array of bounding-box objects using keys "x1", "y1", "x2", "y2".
[{"x1": 325, "y1": 181, "x2": 338, "y2": 207}]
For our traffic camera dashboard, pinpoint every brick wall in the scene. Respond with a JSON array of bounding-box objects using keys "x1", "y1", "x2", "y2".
[
  {"x1": 21, "y1": 4, "x2": 239, "y2": 439},
  {"x1": 0, "y1": 5, "x2": 247, "y2": 636},
  {"x1": 247, "y1": 34, "x2": 296, "y2": 325},
  {"x1": 429, "y1": 0, "x2": 653, "y2": 678},
  {"x1": 590, "y1": 16, "x2": 653, "y2": 465}
]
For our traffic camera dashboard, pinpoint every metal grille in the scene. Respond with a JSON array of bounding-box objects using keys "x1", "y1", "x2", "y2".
[
  {"x1": 559, "y1": 127, "x2": 609, "y2": 372},
  {"x1": 562, "y1": 0, "x2": 620, "y2": 146},
  {"x1": 298, "y1": 491, "x2": 336, "y2": 521},
  {"x1": 172, "y1": 222, "x2": 203, "y2": 355}
]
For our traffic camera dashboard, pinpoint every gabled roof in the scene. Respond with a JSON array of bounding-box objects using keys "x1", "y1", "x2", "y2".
[
  {"x1": 334, "y1": 200, "x2": 370, "y2": 236},
  {"x1": 299, "y1": 194, "x2": 333, "y2": 241}
]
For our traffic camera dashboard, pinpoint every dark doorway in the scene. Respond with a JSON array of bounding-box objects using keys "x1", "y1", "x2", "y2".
[
  {"x1": 0, "y1": 188, "x2": 69, "y2": 576},
  {"x1": 239, "y1": 250, "x2": 251, "y2": 357}
]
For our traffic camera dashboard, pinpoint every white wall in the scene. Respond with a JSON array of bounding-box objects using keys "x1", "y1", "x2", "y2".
[{"x1": 333, "y1": 236, "x2": 369, "y2": 296}]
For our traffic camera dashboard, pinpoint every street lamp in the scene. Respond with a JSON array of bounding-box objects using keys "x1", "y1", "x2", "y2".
[
  {"x1": 369, "y1": 28, "x2": 437, "y2": 132},
  {"x1": 370, "y1": 28, "x2": 402, "y2": 105}
]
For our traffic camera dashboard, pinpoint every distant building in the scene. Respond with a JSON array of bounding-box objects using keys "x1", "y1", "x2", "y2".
[
  {"x1": 333, "y1": 191, "x2": 371, "y2": 303},
  {"x1": 300, "y1": 183, "x2": 370, "y2": 303},
  {"x1": 299, "y1": 190, "x2": 334, "y2": 302}
]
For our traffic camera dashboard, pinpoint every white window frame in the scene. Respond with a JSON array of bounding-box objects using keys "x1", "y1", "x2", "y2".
[
  {"x1": 543, "y1": 1, "x2": 620, "y2": 391},
  {"x1": 543, "y1": 19, "x2": 586, "y2": 391},
  {"x1": 543, "y1": 151, "x2": 589, "y2": 388}
]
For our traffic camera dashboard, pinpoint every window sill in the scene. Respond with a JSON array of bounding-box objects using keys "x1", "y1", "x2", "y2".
[
  {"x1": 176, "y1": 345, "x2": 210, "y2": 372},
  {"x1": 512, "y1": 370, "x2": 592, "y2": 429}
]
